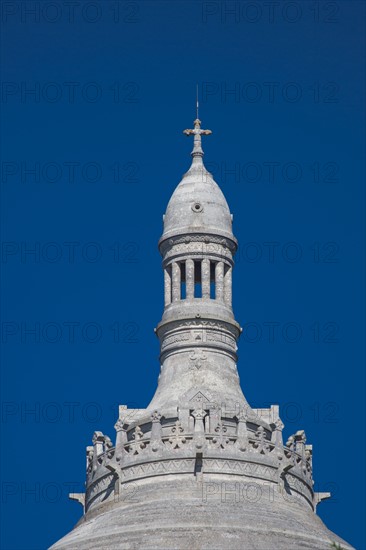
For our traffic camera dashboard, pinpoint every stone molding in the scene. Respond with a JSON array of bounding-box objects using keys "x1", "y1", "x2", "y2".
[{"x1": 158, "y1": 321, "x2": 239, "y2": 362}]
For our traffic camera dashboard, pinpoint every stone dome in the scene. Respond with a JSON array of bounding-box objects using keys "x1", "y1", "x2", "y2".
[
  {"x1": 50, "y1": 117, "x2": 354, "y2": 550},
  {"x1": 161, "y1": 156, "x2": 236, "y2": 244}
]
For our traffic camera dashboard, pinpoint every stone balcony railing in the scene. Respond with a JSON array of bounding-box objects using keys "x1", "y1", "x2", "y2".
[{"x1": 82, "y1": 409, "x2": 315, "y2": 515}]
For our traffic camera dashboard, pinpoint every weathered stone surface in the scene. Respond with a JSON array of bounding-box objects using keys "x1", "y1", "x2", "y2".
[
  {"x1": 51, "y1": 476, "x2": 352, "y2": 550},
  {"x1": 50, "y1": 119, "x2": 354, "y2": 550}
]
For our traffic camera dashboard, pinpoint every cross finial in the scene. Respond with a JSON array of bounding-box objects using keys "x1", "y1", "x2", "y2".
[{"x1": 183, "y1": 118, "x2": 212, "y2": 158}]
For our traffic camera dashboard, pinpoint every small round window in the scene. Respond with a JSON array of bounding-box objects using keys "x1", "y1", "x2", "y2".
[{"x1": 192, "y1": 202, "x2": 203, "y2": 213}]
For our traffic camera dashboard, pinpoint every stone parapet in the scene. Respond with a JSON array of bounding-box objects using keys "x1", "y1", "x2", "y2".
[{"x1": 84, "y1": 405, "x2": 314, "y2": 515}]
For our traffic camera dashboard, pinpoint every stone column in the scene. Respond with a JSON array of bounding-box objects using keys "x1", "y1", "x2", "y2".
[
  {"x1": 272, "y1": 419, "x2": 284, "y2": 449},
  {"x1": 92, "y1": 432, "x2": 104, "y2": 456},
  {"x1": 115, "y1": 420, "x2": 127, "y2": 463},
  {"x1": 172, "y1": 262, "x2": 181, "y2": 302},
  {"x1": 236, "y1": 410, "x2": 249, "y2": 451},
  {"x1": 295, "y1": 431, "x2": 306, "y2": 462},
  {"x1": 164, "y1": 267, "x2": 171, "y2": 307},
  {"x1": 86, "y1": 446, "x2": 94, "y2": 474},
  {"x1": 215, "y1": 261, "x2": 224, "y2": 301},
  {"x1": 186, "y1": 259, "x2": 194, "y2": 300},
  {"x1": 224, "y1": 265, "x2": 232, "y2": 307},
  {"x1": 202, "y1": 258, "x2": 210, "y2": 299},
  {"x1": 305, "y1": 444, "x2": 313, "y2": 468},
  {"x1": 150, "y1": 410, "x2": 162, "y2": 452},
  {"x1": 192, "y1": 408, "x2": 207, "y2": 450},
  {"x1": 92, "y1": 431, "x2": 104, "y2": 472}
]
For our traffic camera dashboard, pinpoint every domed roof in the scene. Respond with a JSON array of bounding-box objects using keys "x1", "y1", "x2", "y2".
[{"x1": 160, "y1": 119, "x2": 236, "y2": 244}]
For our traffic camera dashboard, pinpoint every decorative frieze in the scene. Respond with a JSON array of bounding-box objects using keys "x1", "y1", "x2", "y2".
[
  {"x1": 121, "y1": 458, "x2": 195, "y2": 482},
  {"x1": 204, "y1": 458, "x2": 278, "y2": 482},
  {"x1": 161, "y1": 332, "x2": 190, "y2": 349},
  {"x1": 159, "y1": 233, "x2": 237, "y2": 259},
  {"x1": 159, "y1": 325, "x2": 237, "y2": 355}
]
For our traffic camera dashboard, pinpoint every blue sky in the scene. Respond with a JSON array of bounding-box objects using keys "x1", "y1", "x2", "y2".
[{"x1": 1, "y1": 1, "x2": 365, "y2": 548}]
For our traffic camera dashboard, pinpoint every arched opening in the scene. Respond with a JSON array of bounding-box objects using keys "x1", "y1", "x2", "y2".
[
  {"x1": 210, "y1": 261, "x2": 216, "y2": 299},
  {"x1": 180, "y1": 262, "x2": 186, "y2": 299},
  {"x1": 194, "y1": 260, "x2": 202, "y2": 298}
]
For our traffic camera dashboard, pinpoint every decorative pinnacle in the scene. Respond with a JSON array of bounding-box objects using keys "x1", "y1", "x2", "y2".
[{"x1": 183, "y1": 119, "x2": 212, "y2": 158}]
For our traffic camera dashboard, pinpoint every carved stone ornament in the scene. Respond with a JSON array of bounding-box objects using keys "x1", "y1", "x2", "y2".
[
  {"x1": 168, "y1": 421, "x2": 186, "y2": 449},
  {"x1": 151, "y1": 410, "x2": 162, "y2": 423},
  {"x1": 253, "y1": 426, "x2": 271, "y2": 455},
  {"x1": 128, "y1": 426, "x2": 146, "y2": 455},
  {"x1": 189, "y1": 350, "x2": 207, "y2": 369},
  {"x1": 211, "y1": 422, "x2": 230, "y2": 449}
]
